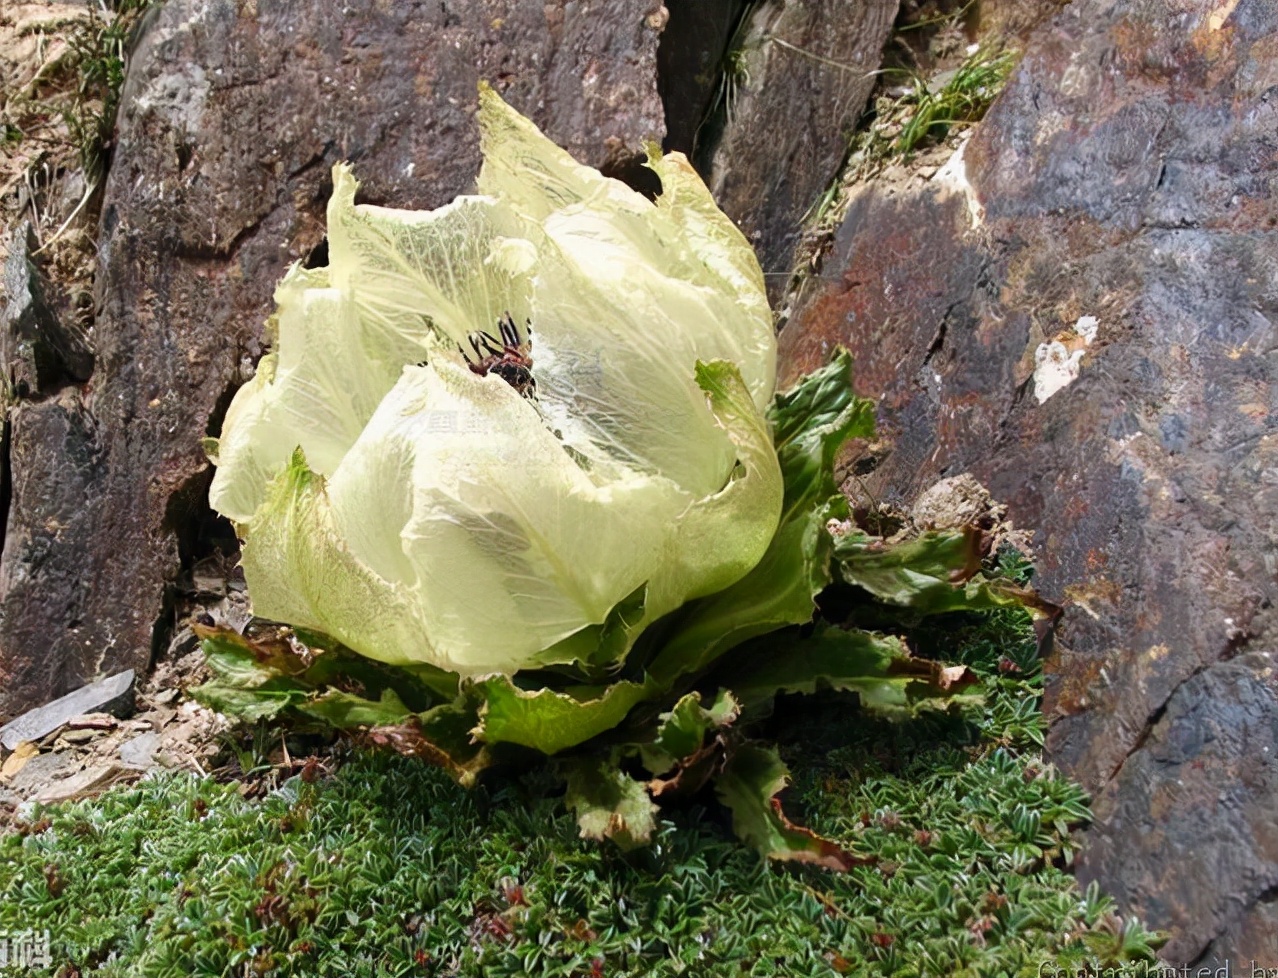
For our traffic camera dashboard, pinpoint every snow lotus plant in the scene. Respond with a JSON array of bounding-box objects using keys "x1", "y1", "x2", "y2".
[{"x1": 197, "y1": 86, "x2": 1047, "y2": 866}]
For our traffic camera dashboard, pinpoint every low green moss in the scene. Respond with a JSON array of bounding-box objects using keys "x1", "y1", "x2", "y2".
[{"x1": 0, "y1": 579, "x2": 1161, "y2": 977}]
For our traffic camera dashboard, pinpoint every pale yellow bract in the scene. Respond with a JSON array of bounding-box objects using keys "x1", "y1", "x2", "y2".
[{"x1": 207, "y1": 87, "x2": 780, "y2": 677}]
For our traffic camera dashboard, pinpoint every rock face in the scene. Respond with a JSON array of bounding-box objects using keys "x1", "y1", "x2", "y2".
[
  {"x1": 657, "y1": 0, "x2": 742, "y2": 155},
  {"x1": 779, "y1": 0, "x2": 1278, "y2": 964},
  {"x1": 0, "y1": 0, "x2": 669, "y2": 721},
  {"x1": 0, "y1": 387, "x2": 106, "y2": 712}
]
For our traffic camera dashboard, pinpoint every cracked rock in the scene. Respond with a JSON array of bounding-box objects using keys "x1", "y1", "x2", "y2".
[
  {"x1": 777, "y1": 0, "x2": 1278, "y2": 963},
  {"x1": 1078, "y1": 654, "x2": 1278, "y2": 967},
  {"x1": 703, "y1": 0, "x2": 897, "y2": 300},
  {"x1": 1, "y1": 222, "x2": 94, "y2": 397}
]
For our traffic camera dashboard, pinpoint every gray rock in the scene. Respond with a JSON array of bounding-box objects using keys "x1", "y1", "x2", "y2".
[
  {"x1": 1200, "y1": 897, "x2": 1278, "y2": 969},
  {"x1": 0, "y1": 0, "x2": 667, "y2": 719},
  {"x1": 0, "y1": 670, "x2": 134, "y2": 751},
  {"x1": 1, "y1": 222, "x2": 94, "y2": 397},
  {"x1": 0, "y1": 390, "x2": 112, "y2": 719},
  {"x1": 1079, "y1": 653, "x2": 1278, "y2": 970},
  {"x1": 33, "y1": 762, "x2": 131, "y2": 804},
  {"x1": 118, "y1": 731, "x2": 161, "y2": 770},
  {"x1": 778, "y1": 0, "x2": 1278, "y2": 963},
  {"x1": 704, "y1": 0, "x2": 898, "y2": 298},
  {"x1": 1, "y1": 750, "x2": 79, "y2": 794}
]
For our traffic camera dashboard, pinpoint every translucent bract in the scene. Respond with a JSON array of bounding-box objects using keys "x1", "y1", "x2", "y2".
[{"x1": 207, "y1": 87, "x2": 781, "y2": 677}]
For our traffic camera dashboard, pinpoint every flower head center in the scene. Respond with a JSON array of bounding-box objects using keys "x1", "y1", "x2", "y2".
[{"x1": 462, "y1": 313, "x2": 536, "y2": 398}]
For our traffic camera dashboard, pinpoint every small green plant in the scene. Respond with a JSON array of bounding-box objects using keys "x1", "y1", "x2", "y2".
[
  {"x1": 708, "y1": 2, "x2": 759, "y2": 129},
  {"x1": 840, "y1": 43, "x2": 1016, "y2": 183},
  {"x1": 794, "y1": 41, "x2": 1018, "y2": 295},
  {"x1": 689, "y1": 0, "x2": 761, "y2": 163},
  {"x1": 1, "y1": 0, "x2": 156, "y2": 261},
  {"x1": 60, "y1": 0, "x2": 154, "y2": 181},
  {"x1": 892, "y1": 45, "x2": 1016, "y2": 155}
]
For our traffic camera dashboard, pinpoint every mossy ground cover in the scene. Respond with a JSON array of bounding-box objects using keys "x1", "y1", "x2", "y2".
[{"x1": 0, "y1": 572, "x2": 1160, "y2": 977}]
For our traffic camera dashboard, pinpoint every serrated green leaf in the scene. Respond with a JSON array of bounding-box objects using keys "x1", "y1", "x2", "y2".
[
  {"x1": 297, "y1": 688, "x2": 413, "y2": 728},
  {"x1": 833, "y1": 527, "x2": 1055, "y2": 620},
  {"x1": 564, "y1": 757, "x2": 658, "y2": 850},
  {"x1": 191, "y1": 680, "x2": 309, "y2": 721},
  {"x1": 714, "y1": 743, "x2": 870, "y2": 870},
  {"x1": 353, "y1": 695, "x2": 493, "y2": 787},
  {"x1": 724, "y1": 623, "x2": 979, "y2": 716},
  {"x1": 471, "y1": 676, "x2": 656, "y2": 755},
  {"x1": 769, "y1": 349, "x2": 875, "y2": 510},
  {"x1": 196, "y1": 626, "x2": 308, "y2": 686},
  {"x1": 298, "y1": 646, "x2": 451, "y2": 712},
  {"x1": 641, "y1": 689, "x2": 739, "y2": 776}
]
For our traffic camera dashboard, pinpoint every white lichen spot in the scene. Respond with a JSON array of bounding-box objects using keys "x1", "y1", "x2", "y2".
[
  {"x1": 1032, "y1": 342, "x2": 1085, "y2": 403},
  {"x1": 1032, "y1": 316, "x2": 1101, "y2": 404},
  {"x1": 933, "y1": 134, "x2": 985, "y2": 228},
  {"x1": 1074, "y1": 315, "x2": 1099, "y2": 344},
  {"x1": 1209, "y1": 0, "x2": 1241, "y2": 31}
]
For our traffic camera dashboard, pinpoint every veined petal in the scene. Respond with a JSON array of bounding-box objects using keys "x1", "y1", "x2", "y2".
[
  {"x1": 240, "y1": 451, "x2": 435, "y2": 667},
  {"x1": 667, "y1": 360, "x2": 783, "y2": 601},
  {"x1": 300, "y1": 354, "x2": 777, "y2": 677},
  {"x1": 212, "y1": 88, "x2": 785, "y2": 682},
  {"x1": 472, "y1": 86, "x2": 776, "y2": 497},
  {"x1": 475, "y1": 83, "x2": 649, "y2": 225},
  {"x1": 210, "y1": 168, "x2": 543, "y2": 523},
  {"x1": 326, "y1": 163, "x2": 536, "y2": 352},
  {"x1": 525, "y1": 245, "x2": 741, "y2": 497},
  {"x1": 209, "y1": 266, "x2": 403, "y2": 523},
  {"x1": 324, "y1": 348, "x2": 694, "y2": 675},
  {"x1": 646, "y1": 149, "x2": 774, "y2": 402}
]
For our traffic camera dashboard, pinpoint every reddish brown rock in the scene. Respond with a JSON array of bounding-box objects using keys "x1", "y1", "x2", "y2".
[
  {"x1": 780, "y1": 0, "x2": 1278, "y2": 964},
  {"x1": 0, "y1": 0, "x2": 668, "y2": 721}
]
